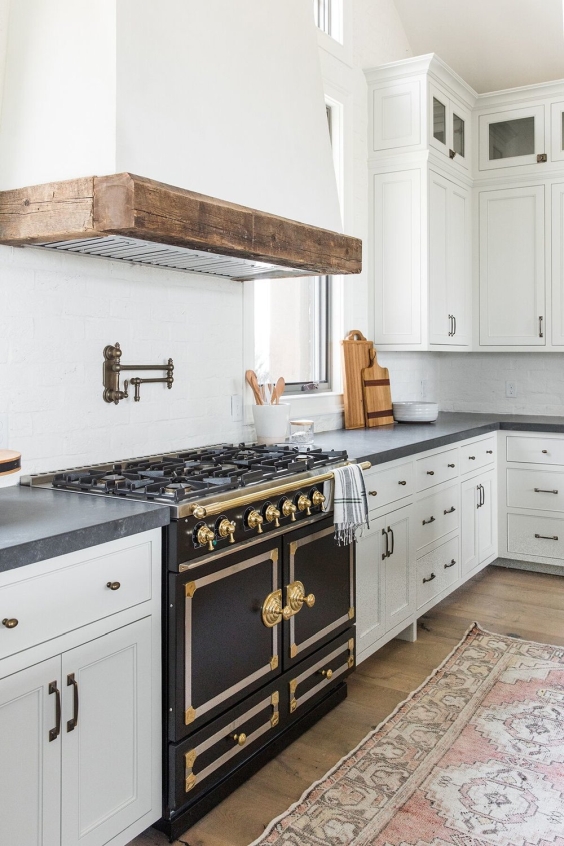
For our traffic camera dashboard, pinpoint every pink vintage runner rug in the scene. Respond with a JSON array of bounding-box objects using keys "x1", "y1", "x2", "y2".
[{"x1": 251, "y1": 624, "x2": 564, "y2": 846}]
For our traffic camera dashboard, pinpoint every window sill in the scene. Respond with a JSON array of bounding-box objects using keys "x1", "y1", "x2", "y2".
[{"x1": 283, "y1": 391, "x2": 343, "y2": 419}]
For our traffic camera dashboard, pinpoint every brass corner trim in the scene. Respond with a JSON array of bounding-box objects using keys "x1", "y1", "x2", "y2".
[
  {"x1": 270, "y1": 548, "x2": 279, "y2": 563},
  {"x1": 184, "y1": 749, "x2": 197, "y2": 770},
  {"x1": 290, "y1": 698, "x2": 297, "y2": 713},
  {"x1": 185, "y1": 581, "x2": 197, "y2": 598},
  {"x1": 185, "y1": 706, "x2": 197, "y2": 725},
  {"x1": 185, "y1": 774, "x2": 197, "y2": 793},
  {"x1": 348, "y1": 606, "x2": 355, "y2": 620},
  {"x1": 348, "y1": 656, "x2": 355, "y2": 669},
  {"x1": 270, "y1": 655, "x2": 279, "y2": 671},
  {"x1": 271, "y1": 712, "x2": 280, "y2": 727},
  {"x1": 290, "y1": 643, "x2": 298, "y2": 659},
  {"x1": 289, "y1": 540, "x2": 298, "y2": 556},
  {"x1": 348, "y1": 637, "x2": 355, "y2": 651},
  {"x1": 289, "y1": 679, "x2": 298, "y2": 694},
  {"x1": 271, "y1": 691, "x2": 280, "y2": 706}
]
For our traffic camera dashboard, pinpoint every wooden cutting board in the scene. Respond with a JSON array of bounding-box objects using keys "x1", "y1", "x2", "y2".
[
  {"x1": 362, "y1": 349, "x2": 394, "y2": 427},
  {"x1": 341, "y1": 330, "x2": 373, "y2": 429}
]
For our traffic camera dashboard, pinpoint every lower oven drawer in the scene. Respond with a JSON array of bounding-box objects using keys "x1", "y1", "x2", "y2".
[
  {"x1": 167, "y1": 628, "x2": 355, "y2": 813},
  {"x1": 507, "y1": 513, "x2": 564, "y2": 561}
]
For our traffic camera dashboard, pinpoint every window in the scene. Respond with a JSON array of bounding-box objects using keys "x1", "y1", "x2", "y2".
[{"x1": 313, "y1": 0, "x2": 343, "y2": 43}]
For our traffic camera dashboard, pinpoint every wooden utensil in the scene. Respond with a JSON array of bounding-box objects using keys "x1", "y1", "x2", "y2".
[
  {"x1": 271, "y1": 377, "x2": 285, "y2": 404},
  {"x1": 361, "y1": 348, "x2": 394, "y2": 427},
  {"x1": 245, "y1": 370, "x2": 263, "y2": 405},
  {"x1": 341, "y1": 330, "x2": 373, "y2": 429}
]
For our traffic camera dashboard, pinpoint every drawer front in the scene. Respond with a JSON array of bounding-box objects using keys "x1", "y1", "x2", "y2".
[
  {"x1": 365, "y1": 461, "x2": 413, "y2": 511},
  {"x1": 415, "y1": 448, "x2": 458, "y2": 491},
  {"x1": 507, "y1": 513, "x2": 564, "y2": 561},
  {"x1": 507, "y1": 468, "x2": 564, "y2": 513},
  {"x1": 415, "y1": 484, "x2": 459, "y2": 551},
  {"x1": 507, "y1": 435, "x2": 564, "y2": 466},
  {"x1": 0, "y1": 541, "x2": 152, "y2": 659},
  {"x1": 288, "y1": 631, "x2": 355, "y2": 717},
  {"x1": 417, "y1": 536, "x2": 459, "y2": 609},
  {"x1": 460, "y1": 437, "x2": 496, "y2": 475}
]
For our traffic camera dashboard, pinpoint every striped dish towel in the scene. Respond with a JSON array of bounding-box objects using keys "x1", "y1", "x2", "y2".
[{"x1": 333, "y1": 464, "x2": 369, "y2": 545}]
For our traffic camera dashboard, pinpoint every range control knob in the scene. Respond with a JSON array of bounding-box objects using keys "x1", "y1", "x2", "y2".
[
  {"x1": 196, "y1": 524, "x2": 216, "y2": 552},
  {"x1": 311, "y1": 489, "x2": 326, "y2": 508},
  {"x1": 296, "y1": 494, "x2": 312, "y2": 516},
  {"x1": 264, "y1": 504, "x2": 281, "y2": 528},
  {"x1": 217, "y1": 518, "x2": 236, "y2": 544},
  {"x1": 280, "y1": 498, "x2": 297, "y2": 522},
  {"x1": 247, "y1": 510, "x2": 264, "y2": 534}
]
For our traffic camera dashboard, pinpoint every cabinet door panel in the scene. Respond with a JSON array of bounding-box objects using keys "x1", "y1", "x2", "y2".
[
  {"x1": 61, "y1": 618, "x2": 153, "y2": 846},
  {"x1": 429, "y1": 171, "x2": 449, "y2": 343},
  {"x1": 479, "y1": 186, "x2": 545, "y2": 345},
  {"x1": 448, "y1": 182, "x2": 471, "y2": 345},
  {"x1": 479, "y1": 105, "x2": 545, "y2": 170},
  {"x1": 552, "y1": 183, "x2": 564, "y2": 345},
  {"x1": 0, "y1": 657, "x2": 61, "y2": 846},
  {"x1": 373, "y1": 170, "x2": 421, "y2": 344},
  {"x1": 356, "y1": 517, "x2": 385, "y2": 660},
  {"x1": 478, "y1": 471, "x2": 497, "y2": 563},
  {"x1": 460, "y1": 478, "x2": 479, "y2": 576},
  {"x1": 384, "y1": 507, "x2": 414, "y2": 630},
  {"x1": 551, "y1": 102, "x2": 564, "y2": 163}
]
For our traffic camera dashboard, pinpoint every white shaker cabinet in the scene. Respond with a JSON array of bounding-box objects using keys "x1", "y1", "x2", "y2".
[
  {"x1": 479, "y1": 185, "x2": 545, "y2": 346},
  {"x1": 552, "y1": 182, "x2": 564, "y2": 345},
  {"x1": 0, "y1": 529, "x2": 162, "y2": 846},
  {"x1": 460, "y1": 470, "x2": 497, "y2": 577}
]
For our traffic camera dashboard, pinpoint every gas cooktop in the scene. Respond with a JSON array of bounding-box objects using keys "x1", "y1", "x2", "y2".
[{"x1": 24, "y1": 443, "x2": 348, "y2": 507}]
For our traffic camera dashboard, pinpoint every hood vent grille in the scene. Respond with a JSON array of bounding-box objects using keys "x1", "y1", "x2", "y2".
[
  {"x1": 35, "y1": 235, "x2": 301, "y2": 281},
  {"x1": 0, "y1": 173, "x2": 362, "y2": 281}
]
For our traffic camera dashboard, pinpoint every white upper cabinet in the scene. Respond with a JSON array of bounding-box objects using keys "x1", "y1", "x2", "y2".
[
  {"x1": 371, "y1": 80, "x2": 422, "y2": 152},
  {"x1": 552, "y1": 182, "x2": 564, "y2": 345},
  {"x1": 479, "y1": 185, "x2": 545, "y2": 346},
  {"x1": 429, "y1": 81, "x2": 471, "y2": 173},
  {"x1": 478, "y1": 105, "x2": 546, "y2": 172}
]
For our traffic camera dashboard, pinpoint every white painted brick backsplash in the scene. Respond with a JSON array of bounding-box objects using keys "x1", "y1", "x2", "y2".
[{"x1": 0, "y1": 245, "x2": 245, "y2": 474}]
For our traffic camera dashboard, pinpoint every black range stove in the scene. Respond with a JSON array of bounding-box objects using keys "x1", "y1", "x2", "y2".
[{"x1": 24, "y1": 443, "x2": 351, "y2": 570}]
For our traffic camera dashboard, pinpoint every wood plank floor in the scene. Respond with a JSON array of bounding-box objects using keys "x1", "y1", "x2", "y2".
[{"x1": 131, "y1": 564, "x2": 564, "y2": 846}]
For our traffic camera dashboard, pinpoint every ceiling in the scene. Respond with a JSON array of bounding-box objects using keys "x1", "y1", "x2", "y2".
[{"x1": 393, "y1": 0, "x2": 564, "y2": 94}]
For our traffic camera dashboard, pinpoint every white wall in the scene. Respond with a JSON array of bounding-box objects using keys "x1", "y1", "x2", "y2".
[{"x1": 0, "y1": 245, "x2": 245, "y2": 474}]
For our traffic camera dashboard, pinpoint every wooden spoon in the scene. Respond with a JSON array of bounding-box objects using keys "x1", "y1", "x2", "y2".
[
  {"x1": 245, "y1": 370, "x2": 263, "y2": 405},
  {"x1": 272, "y1": 376, "x2": 285, "y2": 404}
]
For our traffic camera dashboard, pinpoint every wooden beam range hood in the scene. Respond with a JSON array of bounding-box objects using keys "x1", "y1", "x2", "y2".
[{"x1": 0, "y1": 173, "x2": 362, "y2": 281}]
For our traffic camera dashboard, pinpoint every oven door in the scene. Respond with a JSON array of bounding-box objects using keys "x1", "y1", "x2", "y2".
[
  {"x1": 283, "y1": 516, "x2": 355, "y2": 666},
  {"x1": 168, "y1": 539, "x2": 282, "y2": 741}
]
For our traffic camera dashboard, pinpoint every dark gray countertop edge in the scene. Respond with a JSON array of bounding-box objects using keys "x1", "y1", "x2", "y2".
[
  {"x1": 0, "y1": 508, "x2": 170, "y2": 574},
  {"x1": 347, "y1": 421, "x2": 564, "y2": 466}
]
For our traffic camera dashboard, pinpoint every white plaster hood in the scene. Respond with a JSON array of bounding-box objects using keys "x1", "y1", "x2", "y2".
[{"x1": 0, "y1": 1, "x2": 358, "y2": 279}]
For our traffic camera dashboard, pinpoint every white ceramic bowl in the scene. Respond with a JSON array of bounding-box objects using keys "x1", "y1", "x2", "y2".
[{"x1": 392, "y1": 402, "x2": 438, "y2": 423}]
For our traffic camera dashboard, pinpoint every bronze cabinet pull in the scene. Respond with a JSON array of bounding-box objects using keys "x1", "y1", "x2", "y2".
[
  {"x1": 381, "y1": 528, "x2": 389, "y2": 560},
  {"x1": 422, "y1": 573, "x2": 436, "y2": 583},
  {"x1": 388, "y1": 526, "x2": 394, "y2": 556},
  {"x1": 534, "y1": 488, "x2": 558, "y2": 494},
  {"x1": 106, "y1": 581, "x2": 121, "y2": 591},
  {"x1": 67, "y1": 673, "x2": 79, "y2": 732},
  {"x1": 2, "y1": 618, "x2": 18, "y2": 628},
  {"x1": 426, "y1": 470, "x2": 435, "y2": 476},
  {"x1": 398, "y1": 480, "x2": 407, "y2": 486},
  {"x1": 468, "y1": 455, "x2": 476, "y2": 460},
  {"x1": 539, "y1": 315, "x2": 544, "y2": 338},
  {"x1": 444, "y1": 559, "x2": 456, "y2": 568},
  {"x1": 448, "y1": 463, "x2": 455, "y2": 468},
  {"x1": 486, "y1": 450, "x2": 493, "y2": 454},
  {"x1": 542, "y1": 449, "x2": 548, "y2": 454},
  {"x1": 535, "y1": 533, "x2": 558, "y2": 541},
  {"x1": 448, "y1": 314, "x2": 453, "y2": 336},
  {"x1": 422, "y1": 516, "x2": 435, "y2": 525},
  {"x1": 261, "y1": 589, "x2": 291, "y2": 628},
  {"x1": 444, "y1": 506, "x2": 456, "y2": 514},
  {"x1": 49, "y1": 681, "x2": 61, "y2": 742}
]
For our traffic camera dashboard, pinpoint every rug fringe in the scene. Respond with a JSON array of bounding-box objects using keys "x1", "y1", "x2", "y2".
[{"x1": 248, "y1": 621, "x2": 482, "y2": 846}]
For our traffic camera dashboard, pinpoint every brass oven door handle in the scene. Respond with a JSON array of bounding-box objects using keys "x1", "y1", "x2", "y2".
[
  {"x1": 49, "y1": 681, "x2": 61, "y2": 742},
  {"x1": 67, "y1": 673, "x2": 79, "y2": 732},
  {"x1": 286, "y1": 581, "x2": 315, "y2": 615},
  {"x1": 261, "y1": 590, "x2": 291, "y2": 628}
]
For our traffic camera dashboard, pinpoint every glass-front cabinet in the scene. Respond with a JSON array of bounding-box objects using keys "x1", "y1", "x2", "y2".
[
  {"x1": 551, "y1": 101, "x2": 564, "y2": 162},
  {"x1": 478, "y1": 105, "x2": 545, "y2": 170},
  {"x1": 429, "y1": 82, "x2": 470, "y2": 171}
]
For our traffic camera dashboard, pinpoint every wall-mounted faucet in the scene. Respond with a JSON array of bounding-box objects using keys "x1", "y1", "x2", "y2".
[{"x1": 103, "y1": 342, "x2": 174, "y2": 404}]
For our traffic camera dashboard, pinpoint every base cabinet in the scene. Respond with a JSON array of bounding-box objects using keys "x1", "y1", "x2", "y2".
[
  {"x1": 0, "y1": 530, "x2": 162, "y2": 846},
  {"x1": 356, "y1": 505, "x2": 414, "y2": 661},
  {"x1": 461, "y1": 470, "x2": 496, "y2": 576}
]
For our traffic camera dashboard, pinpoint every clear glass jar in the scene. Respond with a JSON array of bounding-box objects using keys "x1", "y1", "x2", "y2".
[{"x1": 289, "y1": 419, "x2": 314, "y2": 444}]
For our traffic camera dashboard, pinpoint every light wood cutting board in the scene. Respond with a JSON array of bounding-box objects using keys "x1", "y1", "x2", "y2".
[
  {"x1": 361, "y1": 349, "x2": 394, "y2": 427},
  {"x1": 341, "y1": 330, "x2": 373, "y2": 429}
]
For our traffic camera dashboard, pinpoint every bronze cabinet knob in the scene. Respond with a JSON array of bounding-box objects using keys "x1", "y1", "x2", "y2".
[
  {"x1": 106, "y1": 582, "x2": 121, "y2": 591},
  {"x1": 2, "y1": 618, "x2": 18, "y2": 628},
  {"x1": 232, "y1": 732, "x2": 247, "y2": 746},
  {"x1": 319, "y1": 668, "x2": 333, "y2": 679}
]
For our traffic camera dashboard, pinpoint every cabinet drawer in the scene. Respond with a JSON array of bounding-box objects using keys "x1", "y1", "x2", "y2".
[
  {"x1": 365, "y1": 461, "x2": 413, "y2": 511},
  {"x1": 507, "y1": 513, "x2": 564, "y2": 562},
  {"x1": 507, "y1": 468, "x2": 564, "y2": 513},
  {"x1": 415, "y1": 484, "x2": 459, "y2": 551},
  {"x1": 507, "y1": 435, "x2": 564, "y2": 466},
  {"x1": 0, "y1": 542, "x2": 152, "y2": 658},
  {"x1": 417, "y1": 536, "x2": 459, "y2": 609},
  {"x1": 460, "y1": 436, "x2": 496, "y2": 475},
  {"x1": 415, "y1": 448, "x2": 458, "y2": 491}
]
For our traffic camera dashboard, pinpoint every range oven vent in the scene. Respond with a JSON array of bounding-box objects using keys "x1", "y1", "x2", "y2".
[{"x1": 0, "y1": 173, "x2": 362, "y2": 282}]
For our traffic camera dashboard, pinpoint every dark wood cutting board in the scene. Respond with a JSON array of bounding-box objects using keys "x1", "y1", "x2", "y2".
[{"x1": 361, "y1": 348, "x2": 394, "y2": 427}]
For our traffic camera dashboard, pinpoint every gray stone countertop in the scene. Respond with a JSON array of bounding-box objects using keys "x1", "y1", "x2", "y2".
[
  {"x1": 311, "y1": 412, "x2": 564, "y2": 466},
  {"x1": 0, "y1": 486, "x2": 170, "y2": 573}
]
